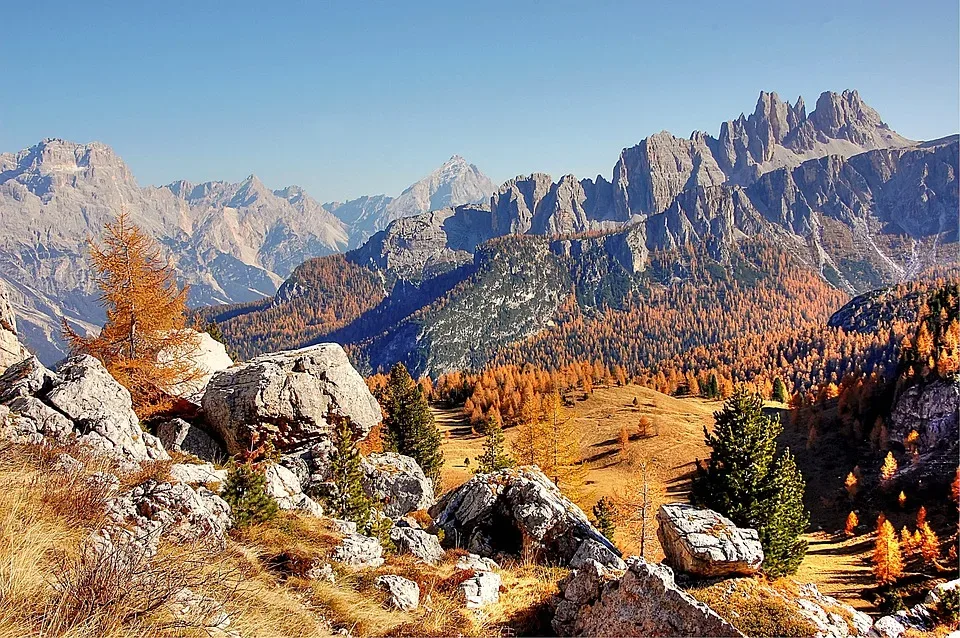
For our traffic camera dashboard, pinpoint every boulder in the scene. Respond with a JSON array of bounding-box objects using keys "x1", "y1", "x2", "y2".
[
  {"x1": 455, "y1": 553, "x2": 499, "y2": 572},
  {"x1": 656, "y1": 503, "x2": 763, "y2": 577},
  {"x1": 201, "y1": 344, "x2": 382, "y2": 456},
  {"x1": 460, "y1": 570, "x2": 501, "y2": 608},
  {"x1": 264, "y1": 464, "x2": 324, "y2": 517},
  {"x1": 331, "y1": 519, "x2": 358, "y2": 534},
  {"x1": 389, "y1": 526, "x2": 444, "y2": 564},
  {"x1": 157, "y1": 418, "x2": 225, "y2": 463},
  {"x1": 869, "y1": 615, "x2": 907, "y2": 638},
  {"x1": 361, "y1": 452, "x2": 435, "y2": 518},
  {"x1": 331, "y1": 533, "x2": 384, "y2": 568},
  {"x1": 552, "y1": 557, "x2": 742, "y2": 637},
  {"x1": 0, "y1": 281, "x2": 29, "y2": 373},
  {"x1": 569, "y1": 537, "x2": 627, "y2": 570},
  {"x1": 169, "y1": 462, "x2": 228, "y2": 488},
  {"x1": 97, "y1": 478, "x2": 232, "y2": 561},
  {"x1": 430, "y1": 466, "x2": 622, "y2": 568},
  {"x1": 158, "y1": 329, "x2": 233, "y2": 401},
  {"x1": 375, "y1": 575, "x2": 420, "y2": 611},
  {"x1": 925, "y1": 578, "x2": 960, "y2": 605},
  {"x1": 0, "y1": 355, "x2": 170, "y2": 462}
]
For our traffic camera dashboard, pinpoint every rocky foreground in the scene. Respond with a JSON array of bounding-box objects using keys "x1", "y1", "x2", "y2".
[{"x1": 0, "y1": 321, "x2": 955, "y2": 636}]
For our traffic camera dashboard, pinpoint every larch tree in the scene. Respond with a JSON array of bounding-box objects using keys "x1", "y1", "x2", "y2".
[
  {"x1": 380, "y1": 363, "x2": 444, "y2": 487},
  {"x1": 845, "y1": 511, "x2": 858, "y2": 536},
  {"x1": 872, "y1": 518, "x2": 903, "y2": 585},
  {"x1": 64, "y1": 210, "x2": 201, "y2": 417},
  {"x1": 918, "y1": 522, "x2": 941, "y2": 564},
  {"x1": 880, "y1": 452, "x2": 898, "y2": 488},
  {"x1": 540, "y1": 390, "x2": 586, "y2": 499}
]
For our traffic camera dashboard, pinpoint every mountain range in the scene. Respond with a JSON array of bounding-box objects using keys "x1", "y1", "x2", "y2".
[
  {"x1": 0, "y1": 143, "x2": 493, "y2": 362},
  {"x1": 200, "y1": 90, "x2": 958, "y2": 377},
  {"x1": 2, "y1": 89, "x2": 957, "y2": 368}
]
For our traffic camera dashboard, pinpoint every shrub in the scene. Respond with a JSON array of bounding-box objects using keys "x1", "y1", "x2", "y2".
[
  {"x1": 221, "y1": 461, "x2": 278, "y2": 528},
  {"x1": 937, "y1": 587, "x2": 960, "y2": 625}
]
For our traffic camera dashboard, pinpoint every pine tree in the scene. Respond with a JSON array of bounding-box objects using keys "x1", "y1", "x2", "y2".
[
  {"x1": 326, "y1": 410, "x2": 373, "y2": 529},
  {"x1": 381, "y1": 363, "x2": 444, "y2": 487},
  {"x1": 222, "y1": 462, "x2": 279, "y2": 528},
  {"x1": 64, "y1": 210, "x2": 201, "y2": 417},
  {"x1": 592, "y1": 496, "x2": 617, "y2": 540},
  {"x1": 760, "y1": 449, "x2": 809, "y2": 577},
  {"x1": 873, "y1": 518, "x2": 903, "y2": 585},
  {"x1": 477, "y1": 415, "x2": 514, "y2": 473},
  {"x1": 692, "y1": 388, "x2": 808, "y2": 576},
  {"x1": 772, "y1": 377, "x2": 788, "y2": 403}
]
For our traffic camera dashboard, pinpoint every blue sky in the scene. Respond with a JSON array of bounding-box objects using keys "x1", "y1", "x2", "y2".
[{"x1": 1, "y1": 1, "x2": 957, "y2": 202}]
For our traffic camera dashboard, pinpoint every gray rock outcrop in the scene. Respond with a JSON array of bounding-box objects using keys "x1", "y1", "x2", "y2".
[
  {"x1": 455, "y1": 553, "x2": 499, "y2": 572},
  {"x1": 361, "y1": 452, "x2": 435, "y2": 518},
  {"x1": 553, "y1": 557, "x2": 742, "y2": 637},
  {"x1": 656, "y1": 503, "x2": 763, "y2": 577},
  {"x1": 157, "y1": 418, "x2": 225, "y2": 463},
  {"x1": 389, "y1": 525, "x2": 444, "y2": 564},
  {"x1": 429, "y1": 466, "x2": 622, "y2": 568},
  {"x1": 0, "y1": 281, "x2": 29, "y2": 373},
  {"x1": 158, "y1": 329, "x2": 233, "y2": 401},
  {"x1": 331, "y1": 533, "x2": 384, "y2": 568},
  {"x1": 201, "y1": 343, "x2": 381, "y2": 455},
  {"x1": 888, "y1": 378, "x2": 959, "y2": 479},
  {"x1": 0, "y1": 355, "x2": 169, "y2": 462},
  {"x1": 169, "y1": 462, "x2": 227, "y2": 487},
  {"x1": 375, "y1": 575, "x2": 420, "y2": 611},
  {"x1": 460, "y1": 571, "x2": 502, "y2": 609},
  {"x1": 264, "y1": 463, "x2": 324, "y2": 517}
]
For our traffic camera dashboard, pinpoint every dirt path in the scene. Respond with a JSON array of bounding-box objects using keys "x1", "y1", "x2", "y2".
[{"x1": 795, "y1": 531, "x2": 875, "y2": 611}]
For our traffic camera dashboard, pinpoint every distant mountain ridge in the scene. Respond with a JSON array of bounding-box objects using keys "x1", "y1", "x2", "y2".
[
  {"x1": 0, "y1": 139, "x2": 492, "y2": 362},
  {"x1": 325, "y1": 155, "x2": 496, "y2": 248},
  {"x1": 202, "y1": 90, "x2": 958, "y2": 377}
]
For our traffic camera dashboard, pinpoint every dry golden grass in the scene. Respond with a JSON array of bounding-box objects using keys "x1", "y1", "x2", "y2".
[
  {"x1": 438, "y1": 383, "x2": 718, "y2": 558},
  {"x1": 688, "y1": 577, "x2": 820, "y2": 637}
]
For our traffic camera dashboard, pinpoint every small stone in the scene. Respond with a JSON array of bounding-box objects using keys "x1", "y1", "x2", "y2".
[
  {"x1": 331, "y1": 533, "x2": 384, "y2": 568},
  {"x1": 390, "y1": 526, "x2": 444, "y2": 563},
  {"x1": 460, "y1": 571, "x2": 501, "y2": 608},
  {"x1": 455, "y1": 553, "x2": 499, "y2": 572},
  {"x1": 375, "y1": 575, "x2": 420, "y2": 611}
]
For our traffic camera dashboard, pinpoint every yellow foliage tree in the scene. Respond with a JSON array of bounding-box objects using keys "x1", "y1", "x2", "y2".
[
  {"x1": 900, "y1": 527, "x2": 914, "y2": 554},
  {"x1": 844, "y1": 472, "x2": 858, "y2": 500},
  {"x1": 880, "y1": 452, "x2": 898, "y2": 488},
  {"x1": 540, "y1": 391, "x2": 587, "y2": 500},
  {"x1": 898, "y1": 491, "x2": 907, "y2": 508},
  {"x1": 64, "y1": 211, "x2": 200, "y2": 417},
  {"x1": 872, "y1": 518, "x2": 903, "y2": 585},
  {"x1": 918, "y1": 522, "x2": 940, "y2": 564},
  {"x1": 844, "y1": 511, "x2": 858, "y2": 536}
]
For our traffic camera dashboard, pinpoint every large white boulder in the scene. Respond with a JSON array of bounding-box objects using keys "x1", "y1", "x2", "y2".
[
  {"x1": 201, "y1": 344, "x2": 381, "y2": 455},
  {"x1": 158, "y1": 329, "x2": 233, "y2": 401},
  {"x1": 0, "y1": 281, "x2": 29, "y2": 373},
  {"x1": 656, "y1": 503, "x2": 763, "y2": 577},
  {"x1": 361, "y1": 452, "x2": 435, "y2": 518}
]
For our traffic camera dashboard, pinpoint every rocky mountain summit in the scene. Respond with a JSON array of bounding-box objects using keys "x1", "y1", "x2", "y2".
[{"x1": 326, "y1": 155, "x2": 495, "y2": 248}]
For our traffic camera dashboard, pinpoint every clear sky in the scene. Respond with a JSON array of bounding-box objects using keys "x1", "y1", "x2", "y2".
[{"x1": 1, "y1": 0, "x2": 957, "y2": 202}]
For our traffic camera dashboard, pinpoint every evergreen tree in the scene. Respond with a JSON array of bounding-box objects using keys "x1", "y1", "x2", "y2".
[
  {"x1": 477, "y1": 415, "x2": 514, "y2": 473},
  {"x1": 592, "y1": 496, "x2": 617, "y2": 540},
  {"x1": 381, "y1": 363, "x2": 444, "y2": 486},
  {"x1": 759, "y1": 449, "x2": 809, "y2": 576},
  {"x1": 222, "y1": 462, "x2": 279, "y2": 528},
  {"x1": 326, "y1": 410, "x2": 373, "y2": 528},
  {"x1": 772, "y1": 377, "x2": 788, "y2": 403},
  {"x1": 692, "y1": 388, "x2": 809, "y2": 576}
]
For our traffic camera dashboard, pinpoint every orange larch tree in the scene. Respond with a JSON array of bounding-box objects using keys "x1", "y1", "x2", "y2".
[
  {"x1": 64, "y1": 210, "x2": 200, "y2": 417},
  {"x1": 872, "y1": 517, "x2": 903, "y2": 585}
]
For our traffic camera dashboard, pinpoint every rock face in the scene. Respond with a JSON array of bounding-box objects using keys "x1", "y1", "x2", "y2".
[
  {"x1": 375, "y1": 575, "x2": 420, "y2": 611},
  {"x1": 0, "y1": 355, "x2": 169, "y2": 462},
  {"x1": 553, "y1": 558, "x2": 742, "y2": 637},
  {"x1": 888, "y1": 378, "x2": 959, "y2": 478},
  {"x1": 0, "y1": 281, "x2": 29, "y2": 372},
  {"x1": 201, "y1": 343, "x2": 381, "y2": 455},
  {"x1": 429, "y1": 466, "x2": 622, "y2": 568},
  {"x1": 360, "y1": 452, "x2": 435, "y2": 518},
  {"x1": 264, "y1": 463, "x2": 324, "y2": 517},
  {"x1": 656, "y1": 504, "x2": 763, "y2": 577},
  {"x1": 460, "y1": 571, "x2": 502, "y2": 609}
]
